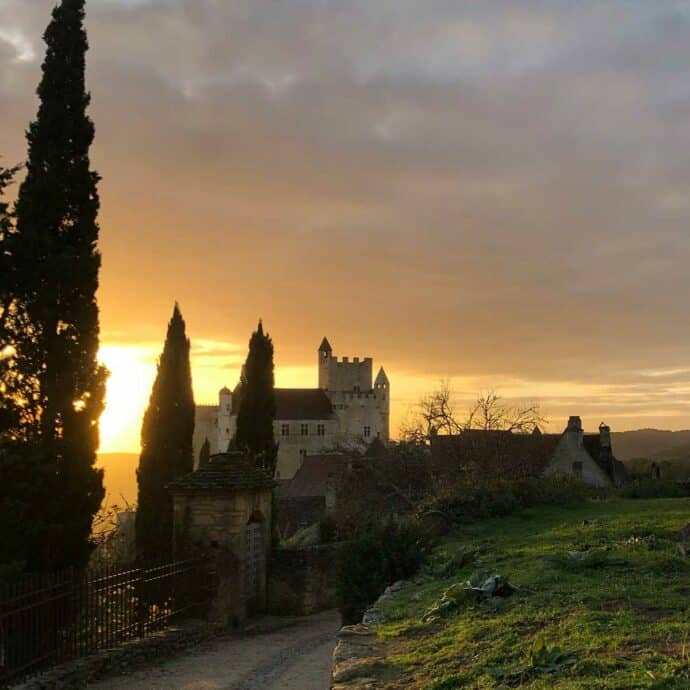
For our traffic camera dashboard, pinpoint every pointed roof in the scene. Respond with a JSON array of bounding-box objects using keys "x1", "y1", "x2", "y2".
[
  {"x1": 375, "y1": 367, "x2": 389, "y2": 385},
  {"x1": 219, "y1": 386, "x2": 231, "y2": 395},
  {"x1": 319, "y1": 337, "x2": 332, "y2": 353},
  {"x1": 168, "y1": 453, "x2": 275, "y2": 494}
]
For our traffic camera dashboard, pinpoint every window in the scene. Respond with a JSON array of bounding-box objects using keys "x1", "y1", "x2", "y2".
[
  {"x1": 281, "y1": 423, "x2": 290, "y2": 437},
  {"x1": 301, "y1": 423, "x2": 309, "y2": 436},
  {"x1": 300, "y1": 449, "x2": 307, "y2": 460},
  {"x1": 572, "y1": 461, "x2": 583, "y2": 480},
  {"x1": 363, "y1": 426, "x2": 371, "y2": 438},
  {"x1": 317, "y1": 423, "x2": 325, "y2": 436}
]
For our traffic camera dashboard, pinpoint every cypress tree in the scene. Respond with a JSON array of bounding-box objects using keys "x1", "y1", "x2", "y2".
[
  {"x1": 136, "y1": 304, "x2": 195, "y2": 563},
  {"x1": 234, "y1": 321, "x2": 278, "y2": 474},
  {"x1": 0, "y1": 163, "x2": 20, "y2": 437},
  {"x1": 10, "y1": 0, "x2": 106, "y2": 570},
  {"x1": 198, "y1": 437, "x2": 210, "y2": 468}
]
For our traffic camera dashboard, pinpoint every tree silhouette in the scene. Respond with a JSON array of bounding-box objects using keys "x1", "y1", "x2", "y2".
[
  {"x1": 136, "y1": 304, "x2": 195, "y2": 563},
  {"x1": 234, "y1": 321, "x2": 278, "y2": 474},
  {"x1": 7, "y1": 0, "x2": 105, "y2": 570},
  {"x1": 199, "y1": 437, "x2": 211, "y2": 468}
]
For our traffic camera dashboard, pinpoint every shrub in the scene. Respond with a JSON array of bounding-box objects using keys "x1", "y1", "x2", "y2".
[
  {"x1": 319, "y1": 515, "x2": 338, "y2": 544},
  {"x1": 418, "y1": 476, "x2": 595, "y2": 526},
  {"x1": 336, "y1": 520, "x2": 428, "y2": 624},
  {"x1": 618, "y1": 479, "x2": 688, "y2": 499}
]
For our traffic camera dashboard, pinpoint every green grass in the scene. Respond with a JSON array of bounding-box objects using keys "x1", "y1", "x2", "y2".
[{"x1": 374, "y1": 498, "x2": 690, "y2": 689}]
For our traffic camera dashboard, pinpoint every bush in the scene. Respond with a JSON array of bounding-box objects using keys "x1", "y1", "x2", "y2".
[
  {"x1": 419, "y1": 476, "x2": 595, "y2": 526},
  {"x1": 319, "y1": 515, "x2": 338, "y2": 544},
  {"x1": 336, "y1": 520, "x2": 428, "y2": 625},
  {"x1": 618, "y1": 479, "x2": 689, "y2": 499}
]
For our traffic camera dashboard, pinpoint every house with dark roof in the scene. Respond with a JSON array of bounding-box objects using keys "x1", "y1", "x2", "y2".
[
  {"x1": 274, "y1": 452, "x2": 352, "y2": 536},
  {"x1": 195, "y1": 338, "x2": 390, "y2": 479},
  {"x1": 430, "y1": 416, "x2": 629, "y2": 488}
]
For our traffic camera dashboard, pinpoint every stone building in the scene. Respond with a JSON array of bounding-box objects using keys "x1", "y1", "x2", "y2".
[
  {"x1": 430, "y1": 416, "x2": 629, "y2": 488},
  {"x1": 168, "y1": 452, "x2": 274, "y2": 621},
  {"x1": 194, "y1": 338, "x2": 390, "y2": 479}
]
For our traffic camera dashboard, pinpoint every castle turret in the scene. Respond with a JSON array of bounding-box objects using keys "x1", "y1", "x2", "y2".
[
  {"x1": 374, "y1": 367, "x2": 389, "y2": 390},
  {"x1": 217, "y1": 386, "x2": 233, "y2": 452},
  {"x1": 318, "y1": 337, "x2": 332, "y2": 389},
  {"x1": 374, "y1": 367, "x2": 390, "y2": 439}
]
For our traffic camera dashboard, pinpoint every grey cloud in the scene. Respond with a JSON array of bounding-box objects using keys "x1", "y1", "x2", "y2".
[{"x1": 1, "y1": 0, "x2": 690, "y2": 424}]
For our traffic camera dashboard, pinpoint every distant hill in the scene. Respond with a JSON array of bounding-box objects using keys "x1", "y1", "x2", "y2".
[
  {"x1": 97, "y1": 453, "x2": 138, "y2": 507},
  {"x1": 611, "y1": 429, "x2": 690, "y2": 461},
  {"x1": 611, "y1": 429, "x2": 690, "y2": 480}
]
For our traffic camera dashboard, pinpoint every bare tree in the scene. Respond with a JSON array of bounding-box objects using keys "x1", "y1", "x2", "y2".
[
  {"x1": 399, "y1": 381, "x2": 463, "y2": 443},
  {"x1": 465, "y1": 390, "x2": 545, "y2": 434},
  {"x1": 401, "y1": 384, "x2": 545, "y2": 444}
]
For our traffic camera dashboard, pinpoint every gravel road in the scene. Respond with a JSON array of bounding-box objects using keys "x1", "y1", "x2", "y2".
[{"x1": 90, "y1": 610, "x2": 340, "y2": 690}]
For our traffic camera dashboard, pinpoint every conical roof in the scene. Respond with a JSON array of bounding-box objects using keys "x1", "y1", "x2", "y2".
[
  {"x1": 319, "y1": 337, "x2": 333, "y2": 353},
  {"x1": 375, "y1": 367, "x2": 389, "y2": 385}
]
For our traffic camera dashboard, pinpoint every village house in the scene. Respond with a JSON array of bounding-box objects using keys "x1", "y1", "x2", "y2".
[
  {"x1": 194, "y1": 338, "x2": 390, "y2": 479},
  {"x1": 431, "y1": 416, "x2": 629, "y2": 487}
]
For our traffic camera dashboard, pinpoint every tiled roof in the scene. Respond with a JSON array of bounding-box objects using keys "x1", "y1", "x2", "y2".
[
  {"x1": 232, "y1": 388, "x2": 334, "y2": 420},
  {"x1": 168, "y1": 453, "x2": 274, "y2": 494},
  {"x1": 430, "y1": 430, "x2": 561, "y2": 475},
  {"x1": 278, "y1": 453, "x2": 350, "y2": 498}
]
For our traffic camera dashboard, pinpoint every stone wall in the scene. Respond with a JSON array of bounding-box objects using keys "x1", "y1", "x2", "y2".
[
  {"x1": 172, "y1": 489, "x2": 272, "y2": 621},
  {"x1": 268, "y1": 543, "x2": 339, "y2": 616}
]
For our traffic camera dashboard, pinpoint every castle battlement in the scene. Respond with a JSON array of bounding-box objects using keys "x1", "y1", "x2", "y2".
[{"x1": 334, "y1": 356, "x2": 373, "y2": 367}]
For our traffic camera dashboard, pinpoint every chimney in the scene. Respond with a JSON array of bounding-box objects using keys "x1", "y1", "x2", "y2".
[
  {"x1": 567, "y1": 416, "x2": 582, "y2": 432},
  {"x1": 599, "y1": 422, "x2": 611, "y2": 449}
]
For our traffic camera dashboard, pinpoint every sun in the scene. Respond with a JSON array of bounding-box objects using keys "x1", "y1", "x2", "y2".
[{"x1": 98, "y1": 344, "x2": 157, "y2": 453}]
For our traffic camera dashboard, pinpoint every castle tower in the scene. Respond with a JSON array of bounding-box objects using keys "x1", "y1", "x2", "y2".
[
  {"x1": 318, "y1": 337, "x2": 332, "y2": 390},
  {"x1": 374, "y1": 367, "x2": 390, "y2": 439},
  {"x1": 217, "y1": 386, "x2": 233, "y2": 452}
]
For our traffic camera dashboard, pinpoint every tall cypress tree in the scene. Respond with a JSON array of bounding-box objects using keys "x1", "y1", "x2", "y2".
[
  {"x1": 136, "y1": 304, "x2": 195, "y2": 563},
  {"x1": 198, "y1": 437, "x2": 210, "y2": 468},
  {"x1": 10, "y1": 0, "x2": 106, "y2": 570},
  {"x1": 234, "y1": 321, "x2": 277, "y2": 474},
  {"x1": 0, "y1": 163, "x2": 20, "y2": 437}
]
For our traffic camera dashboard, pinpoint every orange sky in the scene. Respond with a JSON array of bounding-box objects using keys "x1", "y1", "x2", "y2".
[{"x1": 4, "y1": 1, "x2": 690, "y2": 452}]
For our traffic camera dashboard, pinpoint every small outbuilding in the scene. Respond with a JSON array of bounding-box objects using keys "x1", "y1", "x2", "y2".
[{"x1": 168, "y1": 452, "x2": 274, "y2": 621}]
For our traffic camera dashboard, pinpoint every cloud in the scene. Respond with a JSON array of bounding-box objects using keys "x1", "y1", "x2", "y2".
[{"x1": 2, "y1": 0, "x2": 690, "y2": 437}]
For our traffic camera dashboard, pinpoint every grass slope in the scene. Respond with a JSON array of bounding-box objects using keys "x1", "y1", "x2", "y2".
[{"x1": 376, "y1": 499, "x2": 690, "y2": 689}]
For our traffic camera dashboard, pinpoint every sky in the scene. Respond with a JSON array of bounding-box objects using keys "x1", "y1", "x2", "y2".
[{"x1": 3, "y1": 0, "x2": 690, "y2": 452}]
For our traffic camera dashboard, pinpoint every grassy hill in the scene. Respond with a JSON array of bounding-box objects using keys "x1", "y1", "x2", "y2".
[
  {"x1": 96, "y1": 453, "x2": 138, "y2": 507},
  {"x1": 372, "y1": 498, "x2": 690, "y2": 688}
]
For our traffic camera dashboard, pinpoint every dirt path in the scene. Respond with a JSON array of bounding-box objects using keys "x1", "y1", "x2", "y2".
[{"x1": 90, "y1": 610, "x2": 339, "y2": 690}]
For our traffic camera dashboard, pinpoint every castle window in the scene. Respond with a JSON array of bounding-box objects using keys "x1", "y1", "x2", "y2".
[
  {"x1": 363, "y1": 426, "x2": 371, "y2": 438},
  {"x1": 281, "y1": 423, "x2": 290, "y2": 437},
  {"x1": 572, "y1": 461, "x2": 583, "y2": 480},
  {"x1": 300, "y1": 449, "x2": 307, "y2": 460},
  {"x1": 317, "y1": 423, "x2": 325, "y2": 436},
  {"x1": 301, "y1": 423, "x2": 309, "y2": 436}
]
